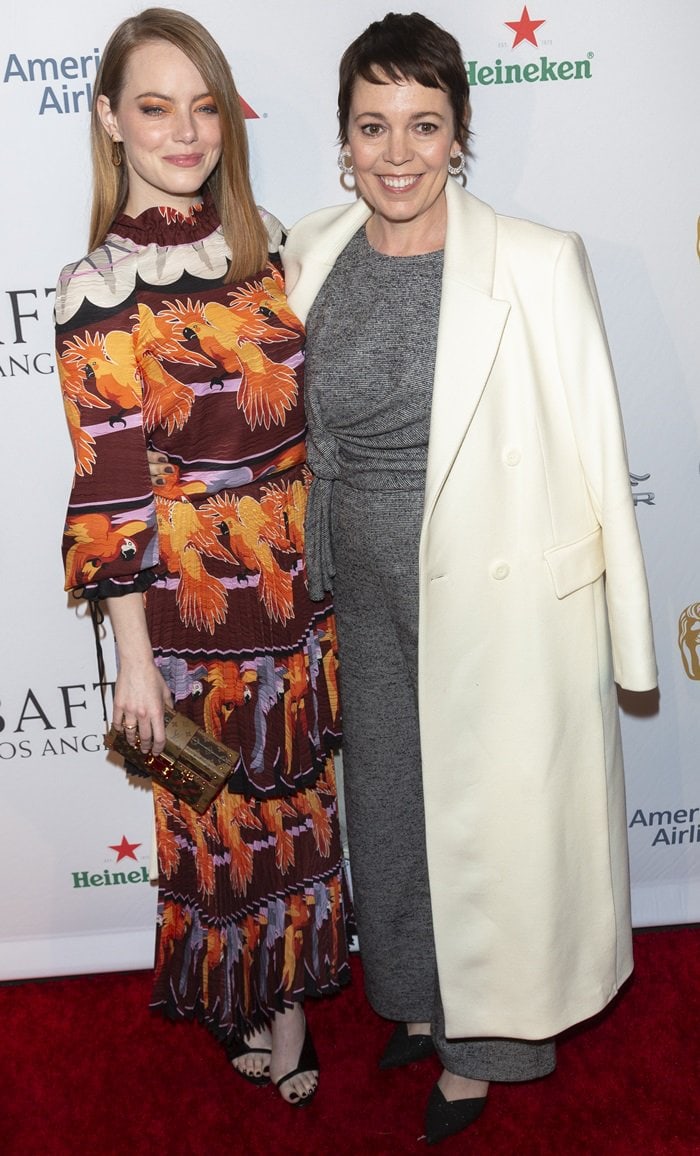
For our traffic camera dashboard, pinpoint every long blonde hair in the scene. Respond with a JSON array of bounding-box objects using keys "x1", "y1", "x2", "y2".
[{"x1": 89, "y1": 7, "x2": 268, "y2": 282}]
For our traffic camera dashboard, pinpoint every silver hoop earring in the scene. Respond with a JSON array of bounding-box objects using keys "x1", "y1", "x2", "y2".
[
  {"x1": 447, "y1": 151, "x2": 465, "y2": 177},
  {"x1": 337, "y1": 150, "x2": 354, "y2": 176}
]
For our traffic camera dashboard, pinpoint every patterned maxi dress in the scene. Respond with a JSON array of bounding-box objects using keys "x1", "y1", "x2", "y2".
[{"x1": 55, "y1": 195, "x2": 351, "y2": 1045}]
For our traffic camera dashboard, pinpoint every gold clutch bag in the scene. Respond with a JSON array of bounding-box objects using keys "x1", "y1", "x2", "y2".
[{"x1": 104, "y1": 709, "x2": 239, "y2": 814}]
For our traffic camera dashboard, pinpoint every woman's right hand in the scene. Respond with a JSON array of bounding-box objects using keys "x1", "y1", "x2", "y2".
[{"x1": 106, "y1": 591, "x2": 173, "y2": 755}]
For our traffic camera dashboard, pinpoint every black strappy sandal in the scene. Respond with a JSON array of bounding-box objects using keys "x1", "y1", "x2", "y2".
[
  {"x1": 228, "y1": 1037, "x2": 272, "y2": 1087},
  {"x1": 274, "y1": 1018, "x2": 319, "y2": 1107}
]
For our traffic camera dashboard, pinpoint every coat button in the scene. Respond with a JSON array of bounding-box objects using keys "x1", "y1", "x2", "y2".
[
  {"x1": 490, "y1": 561, "x2": 510, "y2": 580},
  {"x1": 503, "y1": 447, "x2": 521, "y2": 466}
]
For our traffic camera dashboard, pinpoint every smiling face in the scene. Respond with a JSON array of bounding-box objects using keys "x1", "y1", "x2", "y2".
[
  {"x1": 345, "y1": 74, "x2": 461, "y2": 254},
  {"x1": 97, "y1": 39, "x2": 223, "y2": 218}
]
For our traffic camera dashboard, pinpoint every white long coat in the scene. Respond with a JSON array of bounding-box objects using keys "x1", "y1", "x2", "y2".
[{"x1": 283, "y1": 180, "x2": 657, "y2": 1040}]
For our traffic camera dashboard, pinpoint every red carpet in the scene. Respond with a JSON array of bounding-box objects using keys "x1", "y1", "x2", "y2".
[{"x1": 2, "y1": 927, "x2": 699, "y2": 1155}]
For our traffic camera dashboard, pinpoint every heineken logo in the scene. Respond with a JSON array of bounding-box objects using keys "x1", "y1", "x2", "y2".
[
  {"x1": 72, "y1": 835, "x2": 149, "y2": 890},
  {"x1": 72, "y1": 866, "x2": 149, "y2": 889},
  {"x1": 505, "y1": 5, "x2": 546, "y2": 48},
  {"x1": 109, "y1": 836, "x2": 142, "y2": 862},
  {"x1": 466, "y1": 56, "x2": 593, "y2": 86},
  {"x1": 466, "y1": 7, "x2": 594, "y2": 87}
]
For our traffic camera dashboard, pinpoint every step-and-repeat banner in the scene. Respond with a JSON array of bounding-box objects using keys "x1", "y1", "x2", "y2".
[{"x1": 1, "y1": 1, "x2": 698, "y2": 979}]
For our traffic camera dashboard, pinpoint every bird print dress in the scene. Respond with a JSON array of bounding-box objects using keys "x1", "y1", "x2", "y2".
[{"x1": 55, "y1": 195, "x2": 350, "y2": 1043}]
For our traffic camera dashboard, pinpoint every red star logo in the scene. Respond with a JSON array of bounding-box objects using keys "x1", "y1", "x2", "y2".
[
  {"x1": 239, "y1": 96, "x2": 259, "y2": 120},
  {"x1": 505, "y1": 6, "x2": 546, "y2": 48},
  {"x1": 109, "y1": 836, "x2": 142, "y2": 862}
]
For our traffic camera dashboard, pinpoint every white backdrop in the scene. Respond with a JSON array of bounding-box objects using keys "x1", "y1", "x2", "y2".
[{"x1": 1, "y1": 1, "x2": 698, "y2": 980}]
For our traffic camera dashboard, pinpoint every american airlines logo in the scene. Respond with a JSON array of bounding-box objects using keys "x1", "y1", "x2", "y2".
[{"x1": 3, "y1": 50, "x2": 259, "y2": 117}]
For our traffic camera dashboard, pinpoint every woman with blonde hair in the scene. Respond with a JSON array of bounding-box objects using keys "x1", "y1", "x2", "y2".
[{"x1": 56, "y1": 7, "x2": 350, "y2": 1105}]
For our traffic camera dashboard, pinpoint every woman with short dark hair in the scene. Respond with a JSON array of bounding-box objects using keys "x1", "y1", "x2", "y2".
[{"x1": 284, "y1": 11, "x2": 656, "y2": 1143}]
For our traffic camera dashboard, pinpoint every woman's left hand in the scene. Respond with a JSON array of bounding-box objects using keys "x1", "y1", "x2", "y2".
[{"x1": 147, "y1": 449, "x2": 172, "y2": 487}]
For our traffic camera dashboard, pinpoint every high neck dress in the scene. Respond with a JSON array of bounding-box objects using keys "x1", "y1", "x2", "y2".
[{"x1": 55, "y1": 195, "x2": 351, "y2": 1042}]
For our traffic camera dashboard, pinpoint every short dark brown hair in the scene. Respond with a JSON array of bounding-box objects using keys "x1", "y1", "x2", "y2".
[{"x1": 337, "y1": 12, "x2": 471, "y2": 152}]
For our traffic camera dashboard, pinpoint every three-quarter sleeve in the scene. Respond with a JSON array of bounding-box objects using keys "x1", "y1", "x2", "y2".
[{"x1": 56, "y1": 275, "x2": 162, "y2": 598}]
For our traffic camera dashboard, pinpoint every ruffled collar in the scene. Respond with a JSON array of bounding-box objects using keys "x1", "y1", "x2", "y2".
[{"x1": 110, "y1": 190, "x2": 220, "y2": 246}]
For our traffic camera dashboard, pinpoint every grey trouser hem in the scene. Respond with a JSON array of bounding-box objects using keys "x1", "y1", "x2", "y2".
[{"x1": 433, "y1": 996, "x2": 556, "y2": 1082}]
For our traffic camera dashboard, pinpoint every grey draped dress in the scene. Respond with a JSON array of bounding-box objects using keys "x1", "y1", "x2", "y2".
[{"x1": 305, "y1": 227, "x2": 555, "y2": 1080}]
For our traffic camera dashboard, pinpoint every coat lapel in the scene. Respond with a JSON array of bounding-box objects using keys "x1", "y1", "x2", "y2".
[
  {"x1": 424, "y1": 183, "x2": 510, "y2": 522},
  {"x1": 284, "y1": 200, "x2": 371, "y2": 324},
  {"x1": 285, "y1": 184, "x2": 510, "y2": 523}
]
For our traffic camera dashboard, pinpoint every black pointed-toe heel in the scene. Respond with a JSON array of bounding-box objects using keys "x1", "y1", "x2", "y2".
[
  {"x1": 274, "y1": 1019, "x2": 319, "y2": 1107},
  {"x1": 424, "y1": 1083, "x2": 487, "y2": 1145},
  {"x1": 379, "y1": 1022, "x2": 436, "y2": 1070}
]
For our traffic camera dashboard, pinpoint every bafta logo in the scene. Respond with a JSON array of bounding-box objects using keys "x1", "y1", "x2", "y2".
[
  {"x1": 630, "y1": 473, "x2": 654, "y2": 506},
  {"x1": 678, "y1": 604, "x2": 700, "y2": 679}
]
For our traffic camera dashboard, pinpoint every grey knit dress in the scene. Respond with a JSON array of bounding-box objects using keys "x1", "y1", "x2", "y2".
[{"x1": 305, "y1": 228, "x2": 555, "y2": 1080}]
